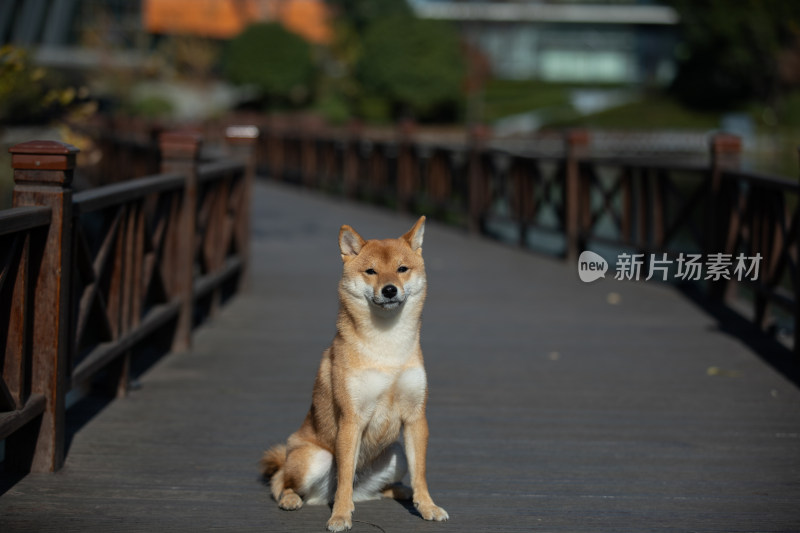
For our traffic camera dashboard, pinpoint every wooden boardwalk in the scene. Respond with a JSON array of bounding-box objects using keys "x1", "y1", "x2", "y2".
[{"x1": 2, "y1": 179, "x2": 799, "y2": 532}]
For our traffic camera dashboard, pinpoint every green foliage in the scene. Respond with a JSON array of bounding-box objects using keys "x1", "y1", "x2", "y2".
[
  {"x1": 314, "y1": 92, "x2": 351, "y2": 124},
  {"x1": 157, "y1": 35, "x2": 221, "y2": 81},
  {"x1": 669, "y1": 0, "x2": 800, "y2": 109},
  {"x1": 0, "y1": 45, "x2": 92, "y2": 125},
  {"x1": 778, "y1": 91, "x2": 800, "y2": 126},
  {"x1": 358, "y1": 95, "x2": 392, "y2": 123},
  {"x1": 357, "y1": 15, "x2": 466, "y2": 121},
  {"x1": 0, "y1": 46, "x2": 48, "y2": 123},
  {"x1": 325, "y1": 0, "x2": 413, "y2": 33},
  {"x1": 127, "y1": 95, "x2": 174, "y2": 119},
  {"x1": 223, "y1": 23, "x2": 315, "y2": 107}
]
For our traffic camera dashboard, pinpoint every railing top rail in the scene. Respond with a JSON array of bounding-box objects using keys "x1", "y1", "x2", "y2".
[
  {"x1": 73, "y1": 171, "x2": 184, "y2": 215},
  {"x1": 488, "y1": 146, "x2": 567, "y2": 163},
  {"x1": 410, "y1": 139, "x2": 469, "y2": 152},
  {"x1": 723, "y1": 168, "x2": 800, "y2": 192},
  {"x1": 197, "y1": 158, "x2": 244, "y2": 184},
  {"x1": 0, "y1": 206, "x2": 52, "y2": 236},
  {"x1": 580, "y1": 155, "x2": 710, "y2": 173}
]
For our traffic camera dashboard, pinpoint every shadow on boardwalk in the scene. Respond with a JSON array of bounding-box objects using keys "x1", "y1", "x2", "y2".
[{"x1": 1, "y1": 179, "x2": 799, "y2": 532}]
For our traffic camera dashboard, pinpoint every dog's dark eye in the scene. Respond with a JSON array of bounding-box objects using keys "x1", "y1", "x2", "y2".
[
  {"x1": 397, "y1": 266, "x2": 409, "y2": 273},
  {"x1": 365, "y1": 268, "x2": 377, "y2": 275}
]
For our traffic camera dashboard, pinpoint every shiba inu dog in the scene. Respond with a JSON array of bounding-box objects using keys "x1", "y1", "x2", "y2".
[{"x1": 260, "y1": 216, "x2": 448, "y2": 532}]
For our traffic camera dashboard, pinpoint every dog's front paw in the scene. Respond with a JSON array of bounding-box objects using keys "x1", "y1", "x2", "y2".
[
  {"x1": 416, "y1": 502, "x2": 449, "y2": 522},
  {"x1": 326, "y1": 513, "x2": 353, "y2": 532}
]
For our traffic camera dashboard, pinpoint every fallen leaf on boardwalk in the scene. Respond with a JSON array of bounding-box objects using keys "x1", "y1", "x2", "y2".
[{"x1": 707, "y1": 366, "x2": 741, "y2": 378}]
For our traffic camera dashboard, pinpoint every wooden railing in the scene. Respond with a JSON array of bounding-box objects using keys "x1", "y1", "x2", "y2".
[
  {"x1": 0, "y1": 126, "x2": 257, "y2": 473},
  {"x1": 258, "y1": 123, "x2": 799, "y2": 357}
]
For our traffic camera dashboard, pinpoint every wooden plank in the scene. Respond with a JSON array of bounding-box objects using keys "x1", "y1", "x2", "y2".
[
  {"x1": 161, "y1": 133, "x2": 200, "y2": 353},
  {"x1": 197, "y1": 160, "x2": 242, "y2": 184},
  {"x1": 1, "y1": 232, "x2": 28, "y2": 410},
  {"x1": 0, "y1": 394, "x2": 45, "y2": 441},
  {"x1": 621, "y1": 166, "x2": 633, "y2": 244},
  {"x1": 70, "y1": 300, "x2": 181, "y2": 389},
  {"x1": 72, "y1": 172, "x2": 184, "y2": 214},
  {"x1": 192, "y1": 256, "x2": 243, "y2": 299},
  {"x1": 0, "y1": 206, "x2": 51, "y2": 236},
  {"x1": 723, "y1": 167, "x2": 800, "y2": 191}
]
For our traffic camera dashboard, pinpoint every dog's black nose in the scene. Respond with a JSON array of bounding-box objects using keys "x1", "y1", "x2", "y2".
[{"x1": 381, "y1": 285, "x2": 398, "y2": 299}]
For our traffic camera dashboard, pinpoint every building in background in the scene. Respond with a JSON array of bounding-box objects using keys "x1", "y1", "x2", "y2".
[
  {"x1": 1, "y1": 0, "x2": 141, "y2": 48},
  {"x1": 143, "y1": 0, "x2": 330, "y2": 43},
  {"x1": 412, "y1": 0, "x2": 679, "y2": 85}
]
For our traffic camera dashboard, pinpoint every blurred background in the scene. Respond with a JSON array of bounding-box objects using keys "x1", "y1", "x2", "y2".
[{"x1": 1, "y1": 0, "x2": 799, "y2": 206}]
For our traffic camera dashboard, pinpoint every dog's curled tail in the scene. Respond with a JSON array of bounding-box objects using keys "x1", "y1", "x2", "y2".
[
  {"x1": 260, "y1": 444, "x2": 286, "y2": 478},
  {"x1": 260, "y1": 444, "x2": 287, "y2": 501}
]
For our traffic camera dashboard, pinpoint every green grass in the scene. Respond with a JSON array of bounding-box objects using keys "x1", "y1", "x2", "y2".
[
  {"x1": 753, "y1": 91, "x2": 800, "y2": 176},
  {"x1": 483, "y1": 79, "x2": 573, "y2": 122},
  {"x1": 773, "y1": 91, "x2": 800, "y2": 127},
  {"x1": 547, "y1": 95, "x2": 723, "y2": 130},
  {"x1": 482, "y1": 79, "x2": 724, "y2": 130}
]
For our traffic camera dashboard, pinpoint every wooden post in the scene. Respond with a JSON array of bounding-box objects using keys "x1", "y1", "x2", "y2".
[
  {"x1": 637, "y1": 169, "x2": 650, "y2": 250},
  {"x1": 795, "y1": 146, "x2": 799, "y2": 358},
  {"x1": 708, "y1": 133, "x2": 741, "y2": 302},
  {"x1": 159, "y1": 131, "x2": 202, "y2": 352},
  {"x1": 397, "y1": 119, "x2": 416, "y2": 212},
  {"x1": 344, "y1": 120, "x2": 362, "y2": 198},
  {"x1": 510, "y1": 158, "x2": 531, "y2": 247},
  {"x1": 565, "y1": 130, "x2": 589, "y2": 262},
  {"x1": 621, "y1": 166, "x2": 634, "y2": 245},
  {"x1": 265, "y1": 116, "x2": 285, "y2": 181},
  {"x1": 301, "y1": 117, "x2": 321, "y2": 188},
  {"x1": 9, "y1": 140, "x2": 78, "y2": 472},
  {"x1": 225, "y1": 125, "x2": 259, "y2": 290},
  {"x1": 467, "y1": 124, "x2": 490, "y2": 234}
]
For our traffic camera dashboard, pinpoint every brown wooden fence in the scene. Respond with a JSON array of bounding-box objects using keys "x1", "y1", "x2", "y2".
[
  {"x1": 256, "y1": 122, "x2": 799, "y2": 358},
  {"x1": 0, "y1": 126, "x2": 257, "y2": 473}
]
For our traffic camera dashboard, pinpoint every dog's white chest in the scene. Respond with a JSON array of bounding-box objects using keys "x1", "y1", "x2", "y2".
[{"x1": 347, "y1": 366, "x2": 427, "y2": 421}]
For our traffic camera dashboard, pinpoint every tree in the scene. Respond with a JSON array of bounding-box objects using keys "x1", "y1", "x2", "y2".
[
  {"x1": 357, "y1": 15, "x2": 466, "y2": 121},
  {"x1": 223, "y1": 23, "x2": 315, "y2": 108},
  {"x1": 325, "y1": 0, "x2": 413, "y2": 34},
  {"x1": 669, "y1": 0, "x2": 800, "y2": 109}
]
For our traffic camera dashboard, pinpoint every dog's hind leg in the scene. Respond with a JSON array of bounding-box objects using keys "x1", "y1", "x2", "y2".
[
  {"x1": 273, "y1": 439, "x2": 335, "y2": 509},
  {"x1": 296, "y1": 446, "x2": 336, "y2": 505},
  {"x1": 261, "y1": 444, "x2": 291, "y2": 504},
  {"x1": 278, "y1": 486, "x2": 304, "y2": 510},
  {"x1": 267, "y1": 463, "x2": 304, "y2": 510},
  {"x1": 381, "y1": 482, "x2": 414, "y2": 501},
  {"x1": 353, "y1": 442, "x2": 409, "y2": 502}
]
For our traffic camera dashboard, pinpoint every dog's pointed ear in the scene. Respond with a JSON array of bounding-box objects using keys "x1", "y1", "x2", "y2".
[
  {"x1": 402, "y1": 216, "x2": 425, "y2": 254},
  {"x1": 339, "y1": 225, "x2": 365, "y2": 261}
]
